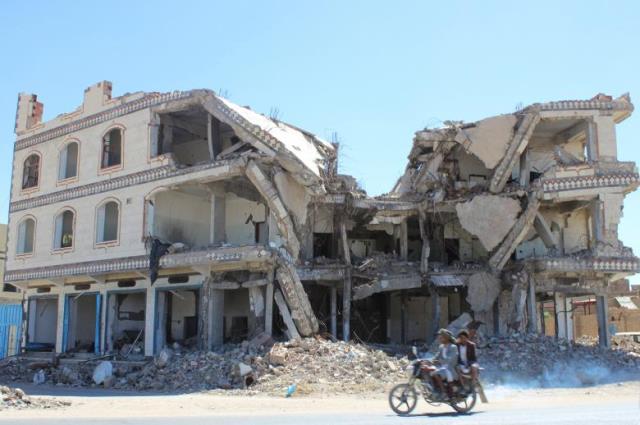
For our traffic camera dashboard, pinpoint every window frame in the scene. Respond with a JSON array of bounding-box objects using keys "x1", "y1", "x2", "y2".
[
  {"x1": 15, "y1": 215, "x2": 37, "y2": 257},
  {"x1": 95, "y1": 198, "x2": 121, "y2": 247},
  {"x1": 57, "y1": 139, "x2": 80, "y2": 184},
  {"x1": 99, "y1": 125, "x2": 125, "y2": 174},
  {"x1": 52, "y1": 207, "x2": 76, "y2": 253},
  {"x1": 21, "y1": 152, "x2": 42, "y2": 193}
]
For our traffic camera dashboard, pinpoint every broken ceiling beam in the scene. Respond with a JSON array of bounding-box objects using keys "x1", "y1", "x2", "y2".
[
  {"x1": 242, "y1": 278, "x2": 269, "y2": 288},
  {"x1": 490, "y1": 112, "x2": 541, "y2": 193},
  {"x1": 352, "y1": 274, "x2": 422, "y2": 301},
  {"x1": 533, "y1": 212, "x2": 558, "y2": 249},
  {"x1": 210, "y1": 280, "x2": 241, "y2": 290},
  {"x1": 489, "y1": 194, "x2": 541, "y2": 270},
  {"x1": 245, "y1": 160, "x2": 301, "y2": 258}
]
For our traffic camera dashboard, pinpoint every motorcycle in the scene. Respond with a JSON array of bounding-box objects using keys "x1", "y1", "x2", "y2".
[{"x1": 388, "y1": 347, "x2": 487, "y2": 416}]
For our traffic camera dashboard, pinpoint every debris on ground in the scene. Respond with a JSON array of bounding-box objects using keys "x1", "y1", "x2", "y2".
[
  {"x1": 480, "y1": 334, "x2": 640, "y2": 386},
  {"x1": 0, "y1": 335, "x2": 638, "y2": 395},
  {"x1": 0, "y1": 385, "x2": 70, "y2": 410}
]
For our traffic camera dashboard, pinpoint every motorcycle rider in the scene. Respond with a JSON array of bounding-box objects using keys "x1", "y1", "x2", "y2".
[
  {"x1": 456, "y1": 330, "x2": 479, "y2": 388},
  {"x1": 430, "y1": 329, "x2": 458, "y2": 400}
]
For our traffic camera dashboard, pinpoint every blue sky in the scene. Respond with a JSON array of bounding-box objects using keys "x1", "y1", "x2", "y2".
[{"x1": 1, "y1": 1, "x2": 639, "y2": 281}]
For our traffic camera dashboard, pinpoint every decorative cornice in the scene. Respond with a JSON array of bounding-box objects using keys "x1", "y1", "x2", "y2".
[
  {"x1": 541, "y1": 173, "x2": 639, "y2": 193},
  {"x1": 534, "y1": 256, "x2": 640, "y2": 273},
  {"x1": 523, "y1": 97, "x2": 633, "y2": 114},
  {"x1": 10, "y1": 159, "x2": 243, "y2": 213},
  {"x1": 5, "y1": 245, "x2": 271, "y2": 282},
  {"x1": 15, "y1": 91, "x2": 192, "y2": 152}
]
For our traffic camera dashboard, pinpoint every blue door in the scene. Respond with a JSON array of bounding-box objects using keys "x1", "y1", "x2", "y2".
[{"x1": 0, "y1": 304, "x2": 23, "y2": 359}]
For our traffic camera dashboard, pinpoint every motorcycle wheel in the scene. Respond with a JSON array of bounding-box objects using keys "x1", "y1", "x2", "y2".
[
  {"x1": 450, "y1": 388, "x2": 477, "y2": 414},
  {"x1": 388, "y1": 383, "x2": 418, "y2": 415}
]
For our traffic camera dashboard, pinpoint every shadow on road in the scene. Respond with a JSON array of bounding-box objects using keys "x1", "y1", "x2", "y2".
[{"x1": 388, "y1": 411, "x2": 482, "y2": 419}]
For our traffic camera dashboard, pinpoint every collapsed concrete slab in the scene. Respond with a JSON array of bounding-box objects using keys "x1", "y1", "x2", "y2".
[
  {"x1": 456, "y1": 195, "x2": 521, "y2": 252},
  {"x1": 454, "y1": 115, "x2": 517, "y2": 169},
  {"x1": 466, "y1": 272, "x2": 501, "y2": 313}
]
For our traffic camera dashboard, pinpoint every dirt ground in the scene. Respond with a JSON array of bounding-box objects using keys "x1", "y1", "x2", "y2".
[{"x1": 2, "y1": 381, "x2": 639, "y2": 420}]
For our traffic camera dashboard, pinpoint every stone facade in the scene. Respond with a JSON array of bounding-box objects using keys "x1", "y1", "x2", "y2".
[{"x1": 5, "y1": 83, "x2": 638, "y2": 356}]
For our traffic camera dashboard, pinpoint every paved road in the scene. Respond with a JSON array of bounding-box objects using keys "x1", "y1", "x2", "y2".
[{"x1": 4, "y1": 401, "x2": 639, "y2": 425}]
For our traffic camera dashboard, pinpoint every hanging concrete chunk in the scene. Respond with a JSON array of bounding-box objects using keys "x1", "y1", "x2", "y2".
[
  {"x1": 454, "y1": 115, "x2": 517, "y2": 169},
  {"x1": 456, "y1": 195, "x2": 521, "y2": 252},
  {"x1": 466, "y1": 272, "x2": 501, "y2": 313}
]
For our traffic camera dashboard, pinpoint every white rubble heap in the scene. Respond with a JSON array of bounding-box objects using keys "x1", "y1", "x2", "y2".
[
  {"x1": 0, "y1": 335, "x2": 638, "y2": 395},
  {"x1": 0, "y1": 385, "x2": 70, "y2": 410}
]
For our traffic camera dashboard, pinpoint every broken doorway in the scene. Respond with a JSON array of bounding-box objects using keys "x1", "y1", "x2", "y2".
[
  {"x1": 26, "y1": 297, "x2": 58, "y2": 352},
  {"x1": 155, "y1": 288, "x2": 199, "y2": 352},
  {"x1": 106, "y1": 291, "x2": 146, "y2": 356},
  {"x1": 63, "y1": 293, "x2": 101, "y2": 354}
]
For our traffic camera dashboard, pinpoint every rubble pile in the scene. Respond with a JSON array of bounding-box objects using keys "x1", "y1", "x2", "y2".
[
  {"x1": 253, "y1": 338, "x2": 408, "y2": 394},
  {"x1": 479, "y1": 334, "x2": 640, "y2": 386},
  {"x1": 0, "y1": 338, "x2": 407, "y2": 395},
  {"x1": 0, "y1": 385, "x2": 70, "y2": 410}
]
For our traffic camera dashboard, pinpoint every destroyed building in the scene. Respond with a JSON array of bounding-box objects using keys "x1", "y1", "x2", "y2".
[{"x1": 4, "y1": 82, "x2": 638, "y2": 359}]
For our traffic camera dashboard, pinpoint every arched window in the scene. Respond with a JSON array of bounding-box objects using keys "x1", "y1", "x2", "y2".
[
  {"x1": 59, "y1": 141, "x2": 79, "y2": 180},
  {"x1": 22, "y1": 154, "x2": 40, "y2": 189},
  {"x1": 17, "y1": 217, "x2": 36, "y2": 254},
  {"x1": 96, "y1": 201, "x2": 119, "y2": 243},
  {"x1": 54, "y1": 209, "x2": 75, "y2": 249},
  {"x1": 101, "y1": 128, "x2": 122, "y2": 169}
]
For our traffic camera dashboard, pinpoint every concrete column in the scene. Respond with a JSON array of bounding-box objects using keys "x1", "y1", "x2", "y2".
[
  {"x1": 55, "y1": 291, "x2": 66, "y2": 353},
  {"x1": 596, "y1": 295, "x2": 611, "y2": 348},
  {"x1": 265, "y1": 282, "x2": 274, "y2": 336},
  {"x1": 330, "y1": 286, "x2": 338, "y2": 339},
  {"x1": 144, "y1": 284, "x2": 156, "y2": 357},
  {"x1": 342, "y1": 271, "x2": 352, "y2": 342},
  {"x1": 492, "y1": 299, "x2": 500, "y2": 336},
  {"x1": 554, "y1": 293, "x2": 573, "y2": 340},
  {"x1": 400, "y1": 292, "x2": 407, "y2": 344},
  {"x1": 99, "y1": 287, "x2": 108, "y2": 354},
  {"x1": 586, "y1": 120, "x2": 599, "y2": 161},
  {"x1": 399, "y1": 219, "x2": 408, "y2": 261},
  {"x1": 430, "y1": 292, "x2": 441, "y2": 343},
  {"x1": 526, "y1": 278, "x2": 538, "y2": 334},
  {"x1": 210, "y1": 191, "x2": 226, "y2": 245},
  {"x1": 590, "y1": 199, "x2": 604, "y2": 245},
  {"x1": 209, "y1": 289, "x2": 225, "y2": 348}
]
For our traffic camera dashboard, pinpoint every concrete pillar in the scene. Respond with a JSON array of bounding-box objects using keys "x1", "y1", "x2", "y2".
[
  {"x1": 590, "y1": 198, "x2": 604, "y2": 245},
  {"x1": 209, "y1": 289, "x2": 225, "y2": 348},
  {"x1": 265, "y1": 282, "x2": 274, "y2": 336},
  {"x1": 430, "y1": 292, "x2": 441, "y2": 343},
  {"x1": 586, "y1": 120, "x2": 599, "y2": 161},
  {"x1": 330, "y1": 286, "x2": 337, "y2": 339},
  {"x1": 526, "y1": 278, "x2": 538, "y2": 334},
  {"x1": 342, "y1": 271, "x2": 352, "y2": 341},
  {"x1": 210, "y1": 190, "x2": 226, "y2": 245},
  {"x1": 399, "y1": 219, "x2": 408, "y2": 261},
  {"x1": 400, "y1": 292, "x2": 407, "y2": 344},
  {"x1": 144, "y1": 284, "x2": 156, "y2": 357},
  {"x1": 492, "y1": 299, "x2": 500, "y2": 336},
  {"x1": 596, "y1": 295, "x2": 611, "y2": 348},
  {"x1": 99, "y1": 287, "x2": 108, "y2": 353},
  {"x1": 554, "y1": 293, "x2": 573, "y2": 340},
  {"x1": 55, "y1": 292, "x2": 66, "y2": 353}
]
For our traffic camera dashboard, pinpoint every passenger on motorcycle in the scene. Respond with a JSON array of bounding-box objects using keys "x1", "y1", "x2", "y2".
[
  {"x1": 430, "y1": 329, "x2": 459, "y2": 400},
  {"x1": 456, "y1": 330, "x2": 479, "y2": 386}
]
